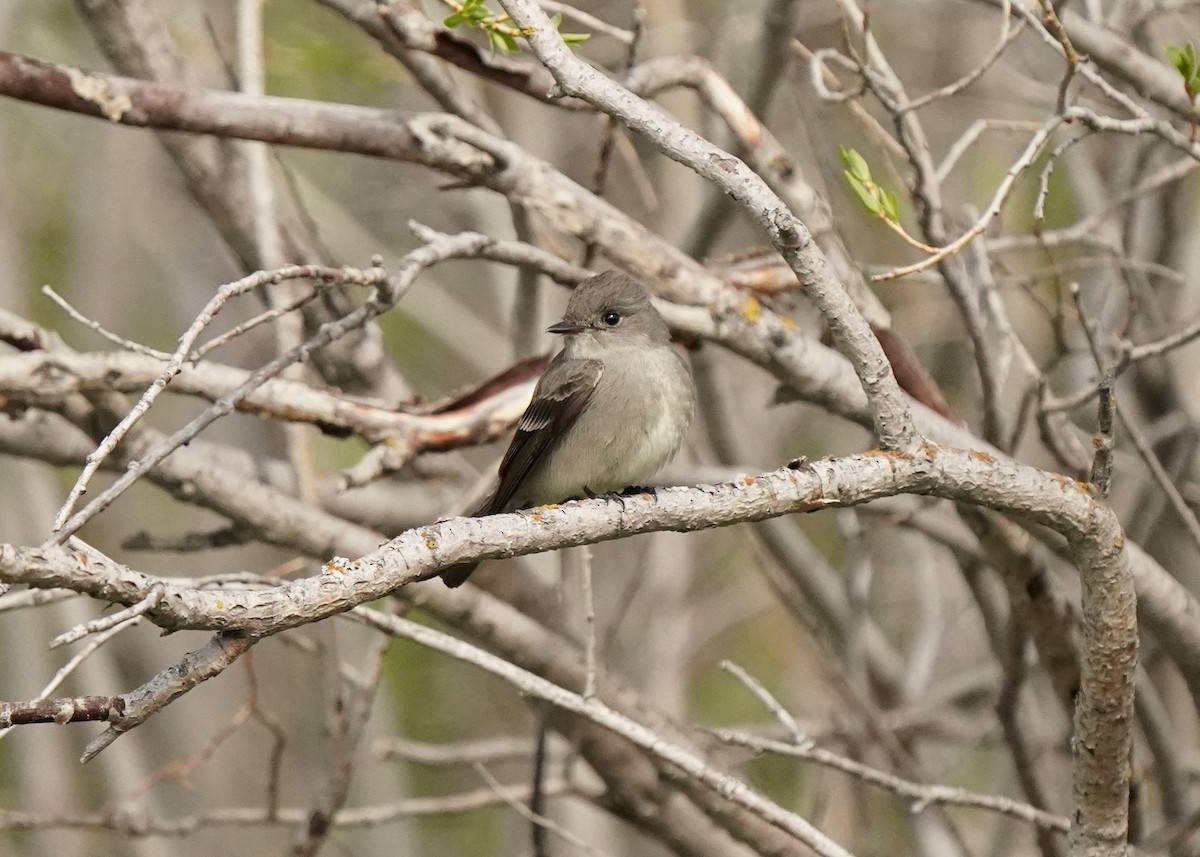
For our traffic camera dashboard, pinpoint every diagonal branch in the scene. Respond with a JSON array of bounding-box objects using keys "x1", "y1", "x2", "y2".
[
  {"x1": 351, "y1": 605, "x2": 856, "y2": 857},
  {"x1": 495, "y1": 0, "x2": 916, "y2": 452}
]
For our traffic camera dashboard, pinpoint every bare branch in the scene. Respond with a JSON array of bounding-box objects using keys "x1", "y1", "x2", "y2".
[
  {"x1": 352, "y1": 605, "x2": 857, "y2": 857},
  {"x1": 47, "y1": 262, "x2": 389, "y2": 537},
  {"x1": 712, "y1": 729, "x2": 1070, "y2": 833},
  {"x1": 81, "y1": 632, "x2": 257, "y2": 763}
]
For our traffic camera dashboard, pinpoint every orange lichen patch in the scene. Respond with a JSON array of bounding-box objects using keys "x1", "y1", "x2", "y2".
[
  {"x1": 215, "y1": 600, "x2": 225, "y2": 609},
  {"x1": 743, "y1": 475, "x2": 756, "y2": 485},
  {"x1": 863, "y1": 447, "x2": 914, "y2": 460},
  {"x1": 968, "y1": 449, "x2": 994, "y2": 462},
  {"x1": 1048, "y1": 473, "x2": 1092, "y2": 495}
]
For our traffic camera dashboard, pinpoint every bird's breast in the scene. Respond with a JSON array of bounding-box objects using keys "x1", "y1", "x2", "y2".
[{"x1": 523, "y1": 344, "x2": 693, "y2": 503}]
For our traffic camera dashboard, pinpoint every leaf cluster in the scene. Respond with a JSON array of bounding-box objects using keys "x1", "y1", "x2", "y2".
[
  {"x1": 1166, "y1": 41, "x2": 1200, "y2": 98},
  {"x1": 838, "y1": 145, "x2": 899, "y2": 222},
  {"x1": 442, "y1": 0, "x2": 588, "y2": 53}
]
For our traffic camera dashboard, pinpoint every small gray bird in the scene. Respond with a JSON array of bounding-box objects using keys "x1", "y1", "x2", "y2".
[{"x1": 439, "y1": 271, "x2": 695, "y2": 588}]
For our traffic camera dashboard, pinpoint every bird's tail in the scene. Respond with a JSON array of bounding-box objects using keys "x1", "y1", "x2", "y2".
[
  {"x1": 435, "y1": 490, "x2": 498, "y2": 588},
  {"x1": 439, "y1": 561, "x2": 479, "y2": 588}
]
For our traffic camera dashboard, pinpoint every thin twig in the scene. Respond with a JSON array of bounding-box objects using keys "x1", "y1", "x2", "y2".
[
  {"x1": 871, "y1": 116, "x2": 1063, "y2": 282},
  {"x1": 719, "y1": 660, "x2": 806, "y2": 743},
  {"x1": 902, "y1": 0, "x2": 1022, "y2": 114},
  {"x1": 1037, "y1": 0, "x2": 1080, "y2": 113},
  {"x1": 711, "y1": 728, "x2": 1070, "y2": 833},
  {"x1": 0, "y1": 783, "x2": 575, "y2": 834},
  {"x1": 1070, "y1": 281, "x2": 1200, "y2": 553},
  {"x1": 582, "y1": 0, "x2": 644, "y2": 269},
  {"x1": 48, "y1": 263, "x2": 388, "y2": 537},
  {"x1": 375, "y1": 734, "x2": 535, "y2": 766},
  {"x1": 531, "y1": 720, "x2": 550, "y2": 857},
  {"x1": 0, "y1": 617, "x2": 141, "y2": 740},
  {"x1": 290, "y1": 624, "x2": 390, "y2": 857},
  {"x1": 1089, "y1": 372, "x2": 1115, "y2": 497},
  {"x1": 50, "y1": 584, "x2": 163, "y2": 649},
  {"x1": 81, "y1": 632, "x2": 258, "y2": 763},
  {"x1": 191, "y1": 288, "x2": 323, "y2": 360},
  {"x1": 537, "y1": 0, "x2": 633, "y2": 43},
  {"x1": 119, "y1": 697, "x2": 255, "y2": 803},
  {"x1": 351, "y1": 605, "x2": 857, "y2": 857},
  {"x1": 41, "y1": 285, "x2": 171, "y2": 359},
  {"x1": 474, "y1": 761, "x2": 611, "y2": 857},
  {"x1": 936, "y1": 119, "x2": 1046, "y2": 183},
  {"x1": 579, "y1": 546, "x2": 597, "y2": 700},
  {"x1": 47, "y1": 231, "x2": 505, "y2": 545}
]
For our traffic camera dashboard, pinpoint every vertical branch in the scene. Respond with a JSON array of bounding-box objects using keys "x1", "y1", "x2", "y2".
[
  {"x1": 509, "y1": 203, "x2": 543, "y2": 359},
  {"x1": 1066, "y1": 518, "x2": 1137, "y2": 857},
  {"x1": 290, "y1": 628, "x2": 390, "y2": 857},
  {"x1": 583, "y1": 1, "x2": 645, "y2": 269},
  {"x1": 237, "y1": 0, "x2": 319, "y2": 506},
  {"x1": 580, "y1": 545, "x2": 597, "y2": 700},
  {"x1": 1089, "y1": 372, "x2": 1115, "y2": 497}
]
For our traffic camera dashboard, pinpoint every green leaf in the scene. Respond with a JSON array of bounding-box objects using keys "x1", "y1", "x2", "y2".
[
  {"x1": 881, "y1": 188, "x2": 899, "y2": 222},
  {"x1": 484, "y1": 27, "x2": 519, "y2": 53},
  {"x1": 1166, "y1": 41, "x2": 1200, "y2": 86},
  {"x1": 838, "y1": 145, "x2": 869, "y2": 180},
  {"x1": 561, "y1": 32, "x2": 591, "y2": 45},
  {"x1": 443, "y1": 11, "x2": 465, "y2": 27},
  {"x1": 844, "y1": 171, "x2": 882, "y2": 216},
  {"x1": 495, "y1": 29, "x2": 520, "y2": 52},
  {"x1": 839, "y1": 145, "x2": 901, "y2": 222}
]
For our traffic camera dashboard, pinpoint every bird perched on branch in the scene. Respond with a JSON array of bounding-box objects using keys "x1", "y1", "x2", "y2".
[{"x1": 439, "y1": 270, "x2": 695, "y2": 588}]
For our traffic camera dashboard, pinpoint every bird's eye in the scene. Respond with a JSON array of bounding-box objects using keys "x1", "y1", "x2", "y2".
[{"x1": 602, "y1": 310, "x2": 622, "y2": 327}]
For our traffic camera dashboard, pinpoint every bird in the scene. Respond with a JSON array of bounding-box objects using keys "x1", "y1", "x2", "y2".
[{"x1": 438, "y1": 270, "x2": 695, "y2": 587}]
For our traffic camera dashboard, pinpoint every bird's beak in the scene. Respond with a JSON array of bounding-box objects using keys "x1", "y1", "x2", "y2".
[{"x1": 547, "y1": 319, "x2": 585, "y2": 335}]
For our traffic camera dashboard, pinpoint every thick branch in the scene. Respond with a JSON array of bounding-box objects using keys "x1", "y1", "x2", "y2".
[
  {"x1": 0, "y1": 446, "x2": 1119, "y2": 631},
  {"x1": 0, "y1": 348, "x2": 536, "y2": 450},
  {"x1": 0, "y1": 50, "x2": 719, "y2": 306}
]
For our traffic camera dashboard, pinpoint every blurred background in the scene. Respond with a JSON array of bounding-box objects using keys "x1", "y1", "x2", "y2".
[{"x1": 1, "y1": 1, "x2": 1199, "y2": 855}]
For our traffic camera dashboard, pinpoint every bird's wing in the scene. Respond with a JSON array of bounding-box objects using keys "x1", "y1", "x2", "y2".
[{"x1": 480, "y1": 357, "x2": 603, "y2": 515}]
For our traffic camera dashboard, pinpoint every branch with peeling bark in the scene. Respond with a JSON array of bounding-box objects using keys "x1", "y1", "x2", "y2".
[
  {"x1": 0, "y1": 5, "x2": 1168, "y2": 855},
  {"x1": 0, "y1": 449, "x2": 1122, "y2": 629}
]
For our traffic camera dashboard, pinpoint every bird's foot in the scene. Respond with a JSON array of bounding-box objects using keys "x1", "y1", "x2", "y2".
[{"x1": 583, "y1": 484, "x2": 655, "y2": 502}]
